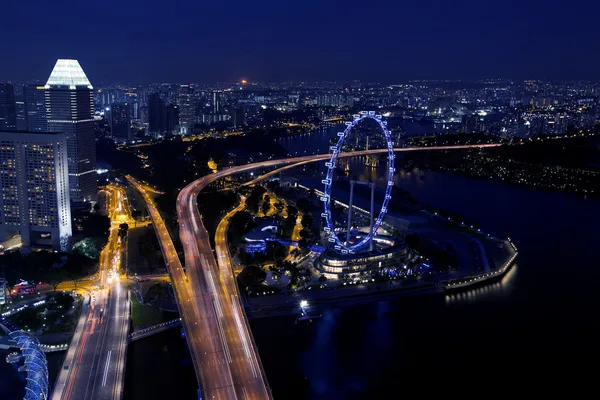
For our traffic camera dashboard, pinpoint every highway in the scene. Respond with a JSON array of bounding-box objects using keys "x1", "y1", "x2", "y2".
[
  {"x1": 52, "y1": 185, "x2": 133, "y2": 400},
  {"x1": 215, "y1": 198, "x2": 247, "y2": 276},
  {"x1": 173, "y1": 144, "x2": 499, "y2": 399}
]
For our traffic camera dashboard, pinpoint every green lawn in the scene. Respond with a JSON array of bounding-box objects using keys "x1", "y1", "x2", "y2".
[{"x1": 130, "y1": 294, "x2": 178, "y2": 330}]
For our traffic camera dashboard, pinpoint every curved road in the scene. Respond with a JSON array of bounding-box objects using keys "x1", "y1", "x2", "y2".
[{"x1": 175, "y1": 144, "x2": 498, "y2": 399}]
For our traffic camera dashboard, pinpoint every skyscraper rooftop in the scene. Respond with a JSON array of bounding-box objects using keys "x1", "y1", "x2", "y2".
[{"x1": 45, "y1": 59, "x2": 93, "y2": 89}]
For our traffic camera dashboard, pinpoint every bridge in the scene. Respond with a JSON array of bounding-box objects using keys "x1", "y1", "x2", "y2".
[
  {"x1": 132, "y1": 143, "x2": 500, "y2": 399},
  {"x1": 129, "y1": 318, "x2": 182, "y2": 342},
  {"x1": 0, "y1": 335, "x2": 68, "y2": 353},
  {"x1": 6, "y1": 330, "x2": 49, "y2": 400}
]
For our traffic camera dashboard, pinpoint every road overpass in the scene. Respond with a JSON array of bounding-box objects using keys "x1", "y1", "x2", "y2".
[{"x1": 173, "y1": 143, "x2": 499, "y2": 399}]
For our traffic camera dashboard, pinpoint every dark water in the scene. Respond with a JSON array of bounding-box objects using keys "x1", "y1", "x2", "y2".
[
  {"x1": 6, "y1": 127, "x2": 596, "y2": 399},
  {"x1": 0, "y1": 349, "x2": 63, "y2": 400},
  {"x1": 247, "y1": 129, "x2": 600, "y2": 398},
  {"x1": 124, "y1": 328, "x2": 198, "y2": 400}
]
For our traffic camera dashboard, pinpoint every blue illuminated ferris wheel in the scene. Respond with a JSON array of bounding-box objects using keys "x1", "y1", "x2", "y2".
[{"x1": 320, "y1": 111, "x2": 395, "y2": 254}]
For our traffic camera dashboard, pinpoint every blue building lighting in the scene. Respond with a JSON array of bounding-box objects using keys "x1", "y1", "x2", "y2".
[
  {"x1": 322, "y1": 111, "x2": 395, "y2": 252},
  {"x1": 9, "y1": 330, "x2": 49, "y2": 400}
]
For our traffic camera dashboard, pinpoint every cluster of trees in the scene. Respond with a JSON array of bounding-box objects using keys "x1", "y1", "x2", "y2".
[
  {"x1": 0, "y1": 251, "x2": 97, "y2": 290},
  {"x1": 197, "y1": 190, "x2": 239, "y2": 242},
  {"x1": 280, "y1": 205, "x2": 298, "y2": 238},
  {"x1": 70, "y1": 211, "x2": 111, "y2": 259},
  {"x1": 295, "y1": 197, "x2": 321, "y2": 250},
  {"x1": 405, "y1": 234, "x2": 458, "y2": 271},
  {"x1": 245, "y1": 186, "x2": 267, "y2": 215},
  {"x1": 137, "y1": 229, "x2": 164, "y2": 272},
  {"x1": 143, "y1": 282, "x2": 172, "y2": 307},
  {"x1": 237, "y1": 266, "x2": 266, "y2": 291},
  {"x1": 118, "y1": 223, "x2": 129, "y2": 240},
  {"x1": 227, "y1": 211, "x2": 255, "y2": 248}
]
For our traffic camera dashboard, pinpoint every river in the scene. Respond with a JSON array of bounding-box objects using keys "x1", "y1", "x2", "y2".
[
  {"x1": 0, "y1": 348, "x2": 63, "y2": 400},
  {"x1": 5, "y1": 126, "x2": 596, "y2": 399},
  {"x1": 248, "y1": 127, "x2": 600, "y2": 398},
  {"x1": 123, "y1": 128, "x2": 600, "y2": 399}
]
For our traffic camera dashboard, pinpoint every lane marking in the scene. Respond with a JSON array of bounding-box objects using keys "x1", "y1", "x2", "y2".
[{"x1": 102, "y1": 350, "x2": 111, "y2": 387}]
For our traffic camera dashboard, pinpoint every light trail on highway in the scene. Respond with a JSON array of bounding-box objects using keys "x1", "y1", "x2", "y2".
[
  {"x1": 170, "y1": 143, "x2": 499, "y2": 399},
  {"x1": 52, "y1": 185, "x2": 133, "y2": 400}
]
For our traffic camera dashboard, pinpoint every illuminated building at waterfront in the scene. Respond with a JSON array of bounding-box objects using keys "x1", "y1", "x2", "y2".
[{"x1": 0, "y1": 131, "x2": 72, "y2": 251}]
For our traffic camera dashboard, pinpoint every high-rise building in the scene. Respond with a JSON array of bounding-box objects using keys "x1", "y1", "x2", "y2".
[
  {"x1": 212, "y1": 90, "x2": 221, "y2": 114},
  {"x1": 166, "y1": 104, "x2": 179, "y2": 134},
  {"x1": 110, "y1": 102, "x2": 131, "y2": 141},
  {"x1": 14, "y1": 86, "x2": 28, "y2": 131},
  {"x1": 229, "y1": 106, "x2": 245, "y2": 128},
  {"x1": 0, "y1": 131, "x2": 72, "y2": 251},
  {"x1": 0, "y1": 83, "x2": 17, "y2": 131},
  {"x1": 0, "y1": 278, "x2": 6, "y2": 305},
  {"x1": 148, "y1": 93, "x2": 166, "y2": 135},
  {"x1": 25, "y1": 84, "x2": 48, "y2": 132},
  {"x1": 45, "y1": 59, "x2": 96, "y2": 203},
  {"x1": 178, "y1": 85, "x2": 195, "y2": 135}
]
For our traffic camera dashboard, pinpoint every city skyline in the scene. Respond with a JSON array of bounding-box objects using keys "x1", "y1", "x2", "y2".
[
  {"x1": 2, "y1": 0, "x2": 600, "y2": 83},
  {"x1": 1, "y1": 1, "x2": 599, "y2": 398}
]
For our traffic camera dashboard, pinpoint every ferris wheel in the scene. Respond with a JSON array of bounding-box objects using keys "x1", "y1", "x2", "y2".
[{"x1": 320, "y1": 111, "x2": 395, "y2": 254}]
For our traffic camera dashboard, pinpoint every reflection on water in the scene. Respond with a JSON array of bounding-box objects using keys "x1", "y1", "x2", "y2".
[
  {"x1": 445, "y1": 264, "x2": 519, "y2": 305},
  {"x1": 258, "y1": 129, "x2": 600, "y2": 399}
]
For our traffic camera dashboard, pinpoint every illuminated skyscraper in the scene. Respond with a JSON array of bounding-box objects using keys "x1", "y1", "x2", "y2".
[
  {"x1": 0, "y1": 83, "x2": 17, "y2": 131},
  {"x1": 212, "y1": 90, "x2": 221, "y2": 114},
  {"x1": 0, "y1": 131, "x2": 72, "y2": 251},
  {"x1": 0, "y1": 278, "x2": 6, "y2": 305},
  {"x1": 45, "y1": 59, "x2": 96, "y2": 202},
  {"x1": 177, "y1": 85, "x2": 195, "y2": 135}
]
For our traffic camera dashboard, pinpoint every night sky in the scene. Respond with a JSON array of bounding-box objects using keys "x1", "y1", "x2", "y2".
[{"x1": 1, "y1": 0, "x2": 598, "y2": 83}]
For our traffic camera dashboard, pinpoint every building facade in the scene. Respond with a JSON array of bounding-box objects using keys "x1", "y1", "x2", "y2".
[
  {"x1": 14, "y1": 85, "x2": 28, "y2": 131},
  {"x1": 0, "y1": 278, "x2": 6, "y2": 305},
  {"x1": 110, "y1": 102, "x2": 131, "y2": 141},
  {"x1": 0, "y1": 83, "x2": 17, "y2": 131},
  {"x1": 25, "y1": 84, "x2": 48, "y2": 132},
  {"x1": 148, "y1": 93, "x2": 166, "y2": 135},
  {"x1": 0, "y1": 131, "x2": 72, "y2": 251},
  {"x1": 177, "y1": 85, "x2": 195, "y2": 135},
  {"x1": 45, "y1": 59, "x2": 96, "y2": 203}
]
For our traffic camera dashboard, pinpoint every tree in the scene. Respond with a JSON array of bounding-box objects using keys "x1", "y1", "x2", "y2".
[
  {"x1": 237, "y1": 266, "x2": 266, "y2": 290},
  {"x1": 262, "y1": 195, "x2": 271, "y2": 215},
  {"x1": 246, "y1": 186, "x2": 266, "y2": 215},
  {"x1": 45, "y1": 268, "x2": 68, "y2": 291},
  {"x1": 269, "y1": 242, "x2": 288, "y2": 263},
  {"x1": 118, "y1": 223, "x2": 129, "y2": 240},
  {"x1": 82, "y1": 213, "x2": 111, "y2": 239},
  {"x1": 274, "y1": 201, "x2": 284, "y2": 216},
  {"x1": 286, "y1": 205, "x2": 298, "y2": 222},
  {"x1": 301, "y1": 213, "x2": 314, "y2": 230},
  {"x1": 296, "y1": 198, "x2": 311, "y2": 214}
]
